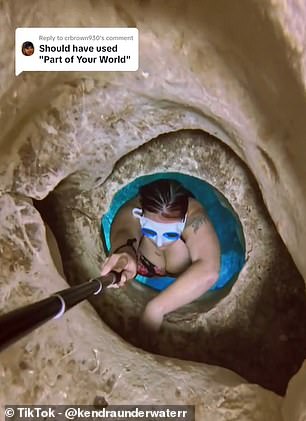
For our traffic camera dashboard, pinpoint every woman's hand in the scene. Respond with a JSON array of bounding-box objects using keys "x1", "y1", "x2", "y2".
[{"x1": 101, "y1": 251, "x2": 137, "y2": 288}]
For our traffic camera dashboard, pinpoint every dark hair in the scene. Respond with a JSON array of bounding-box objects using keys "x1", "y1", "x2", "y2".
[
  {"x1": 22, "y1": 41, "x2": 34, "y2": 50},
  {"x1": 139, "y1": 179, "x2": 193, "y2": 220}
]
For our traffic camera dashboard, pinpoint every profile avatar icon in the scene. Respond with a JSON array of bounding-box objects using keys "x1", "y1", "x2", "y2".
[{"x1": 22, "y1": 41, "x2": 34, "y2": 56}]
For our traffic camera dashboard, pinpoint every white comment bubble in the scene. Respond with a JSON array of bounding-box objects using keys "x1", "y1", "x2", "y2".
[{"x1": 15, "y1": 27, "x2": 139, "y2": 76}]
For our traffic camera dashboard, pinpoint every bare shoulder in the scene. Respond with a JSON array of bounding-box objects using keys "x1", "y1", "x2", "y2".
[
  {"x1": 183, "y1": 198, "x2": 220, "y2": 264},
  {"x1": 185, "y1": 197, "x2": 210, "y2": 234},
  {"x1": 110, "y1": 196, "x2": 142, "y2": 240},
  {"x1": 111, "y1": 196, "x2": 140, "y2": 230}
]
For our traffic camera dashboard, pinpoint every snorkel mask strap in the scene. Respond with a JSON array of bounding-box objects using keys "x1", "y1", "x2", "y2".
[
  {"x1": 132, "y1": 208, "x2": 143, "y2": 220},
  {"x1": 180, "y1": 213, "x2": 187, "y2": 230}
]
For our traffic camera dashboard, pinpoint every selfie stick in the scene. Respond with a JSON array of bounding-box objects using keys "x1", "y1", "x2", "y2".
[{"x1": 0, "y1": 272, "x2": 120, "y2": 353}]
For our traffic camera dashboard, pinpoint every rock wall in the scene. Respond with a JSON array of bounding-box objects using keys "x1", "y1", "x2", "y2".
[{"x1": 39, "y1": 130, "x2": 306, "y2": 396}]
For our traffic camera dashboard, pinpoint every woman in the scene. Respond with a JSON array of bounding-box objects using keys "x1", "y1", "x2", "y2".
[
  {"x1": 22, "y1": 41, "x2": 34, "y2": 56},
  {"x1": 101, "y1": 179, "x2": 220, "y2": 332}
]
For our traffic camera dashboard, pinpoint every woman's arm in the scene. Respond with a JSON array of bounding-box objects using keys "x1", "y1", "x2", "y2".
[
  {"x1": 101, "y1": 201, "x2": 142, "y2": 285},
  {"x1": 109, "y1": 202, "x2": 142, "y2": 255},
  {"x1": 141, "y1": 206, "x2": 220, "y2": 330}
]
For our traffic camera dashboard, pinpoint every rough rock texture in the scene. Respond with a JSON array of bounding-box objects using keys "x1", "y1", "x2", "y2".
[
  {"x1": 282, "y1": 360, "x2": 306, "y2": 421},
  {"x1": 0, "y1": 0, "x2": 306, "y2": 420},
  {"x1": 39, "y1": 130, "x2": 306, "y2": 396},
  {"x1": 0, "y1": 195, "x2": 283, "y2": 421},
  {"x1": 1, "y1": 0, "x2": 305, "y2": 281}
]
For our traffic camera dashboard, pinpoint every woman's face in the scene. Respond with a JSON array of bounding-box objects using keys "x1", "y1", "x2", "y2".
[
  {"x1": 142, "y1": 210, "x2": 185, "y2": 249},
  {"x1": 23, "y1": 46, "x2": 34, "y2": 56}
]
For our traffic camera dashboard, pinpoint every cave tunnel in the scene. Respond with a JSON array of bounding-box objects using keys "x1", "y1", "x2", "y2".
[{"x1": 0, "y1": 1, "x2": 306, "y2": 420}]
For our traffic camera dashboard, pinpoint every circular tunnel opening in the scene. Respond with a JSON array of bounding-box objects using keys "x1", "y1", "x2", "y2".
[
  {"x1": 101, "y1": 172, "x2": 245, "y2": 299},
  {"x1": 33, "y1": 130, "x2": 306, "y2": 396}
]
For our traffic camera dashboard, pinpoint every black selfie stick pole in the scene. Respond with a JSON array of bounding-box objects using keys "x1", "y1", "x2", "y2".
[{"x1": 0, "y1": 272, "x2": 119, "y2": 353}]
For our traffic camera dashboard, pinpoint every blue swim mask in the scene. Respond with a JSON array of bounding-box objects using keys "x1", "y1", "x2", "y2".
[{"x1": 132, "y1": 208, "x2": 187, "y2": 247}]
